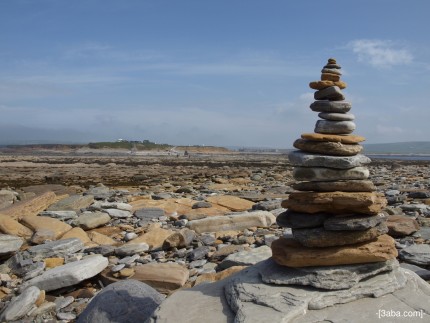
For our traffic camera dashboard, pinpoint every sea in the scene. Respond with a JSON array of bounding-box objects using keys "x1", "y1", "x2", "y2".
[{"x1": 367, "y1": 155, "x2": 430, "y2": 161}]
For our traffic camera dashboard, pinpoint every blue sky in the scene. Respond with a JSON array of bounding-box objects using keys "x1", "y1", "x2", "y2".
[{"x1": 1, "y1": 0, "x2": 429, "y2": 147}]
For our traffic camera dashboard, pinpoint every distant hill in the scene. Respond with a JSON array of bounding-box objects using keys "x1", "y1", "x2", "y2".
[{"x1": 364, "y1": 141, "x2": 430, "y2": 154}]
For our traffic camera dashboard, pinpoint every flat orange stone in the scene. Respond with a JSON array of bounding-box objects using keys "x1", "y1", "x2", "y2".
[
  {"x1": 301, "y1": 133, "x2": 365, "y2": 144},
  {"x1": 309, "y1": 80, "x2": 347, "y2": 90}
]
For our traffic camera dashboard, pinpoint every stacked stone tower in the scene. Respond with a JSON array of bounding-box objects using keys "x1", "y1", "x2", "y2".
[{"x1": 272, "y1": 58, "x2": 398, "y2": 268}]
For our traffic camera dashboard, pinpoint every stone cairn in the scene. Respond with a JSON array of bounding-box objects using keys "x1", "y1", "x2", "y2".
[{"x1": 270, "y1": 58, "x2": 400, "y2": 288}]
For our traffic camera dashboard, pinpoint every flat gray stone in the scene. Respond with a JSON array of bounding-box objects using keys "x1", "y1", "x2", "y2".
[
  {"x1": 314, "y1": 86, "x2": 345, "y2": 101},
  {"x1": 288, "y1": 151, "x2": 371, "y2": 169},
  {"x1": 115, "y1": 243, "x2": 149, "y2": 257},
  {"x1": 310, "y1": 100, "x2": 352, "y2": 113},
  {"x1": 293, "y1": 166, "x2": 369, "y2": 182},
  {"x1": 21, "y1": 255, "x2": 108, "y2": 291},
  {"x1": 28, "y1": 238, "x2": 84, "y2": 260},
  {"x1": 292, "y1": 180, "x2": 376, "y2": 192},
  {"x1": 315, "y1": 120, "x2": 356, "y2": 134},
  {"x1": 47, "y1": 194, "x2": 94, "y2": 211},
  {"x1": 260, "y1": 258, "x2": 398, "y2": 290},
  {"x1": 93, "y1": 201, "x2": 133, "y2": 211},
  {"x1": 77, "y1": 280, "x2": 164, "y2": 323},
  {"x1": 0, "y1": 234, "x2": 23, "y2": 256},
  {"x1": 276, "y1": 210, "x2": 330, "y2": 229},
  {"x1": 324, "y1": 214, "x2": 385, "y2": 231},
  {"x1": 104, "y1": 209, "x2": 132, "y2": 218},
  {"x1": 39, "y1": 210, "x2": 78, "y2": 220},
  {"x1": 218, "y1": 245, "x2": 272, "y2": 270},
  {"x1": 225, "y1": 263, "x2": 408, "y2": 321},
  {"x1": 77, "y1": 211, "x2": 111, "y2": 230},
  {"x1": 150, "y1": 264, "x2": 430, "y2": 323},
  {"x1": 399, "y1": 244, "x2": 430, "y2": 266},
  {"x1": 318, "y1": 112, "x2": 355, "y2": 121},
  {"x1": 0, "y1": 286, "x2": 41, "y2": 321}
]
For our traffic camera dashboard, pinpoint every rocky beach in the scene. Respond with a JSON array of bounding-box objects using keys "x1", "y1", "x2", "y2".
[
  {"x1": 1, "y1": 59, "x2": 430, "y2": 322},
  {"x1": 0, "y1": 150, "x2": 429, "y2": 322}
]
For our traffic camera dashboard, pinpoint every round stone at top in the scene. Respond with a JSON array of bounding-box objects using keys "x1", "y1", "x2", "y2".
[{"x1": 310, "y1": 101, "x2": 351, "y2": 113}]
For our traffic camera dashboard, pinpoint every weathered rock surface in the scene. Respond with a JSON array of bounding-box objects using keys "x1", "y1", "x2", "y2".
[
  {"x1": 293, "y1": 166, "x2": 369, "y2": 182},
  {"x1": 288, "y1": 151, "x2": 370, "y2": 169},
  {"x1": 129, "y1": 226, "x2": 173, "y2": 250},
  {"x1": 206, "y1": 195, "x2": 254, "y2": 212},
  {"x1": 163, "y1": 228, "x2": 196, "y2": 249},
  {"x1": 282, "y1": 191, "x2": 387, "y2": 215},
  {"x1": 0, "y1": 192, "x2": 57, "y2": 220},
  {"x1": 399, "y1": 244, "x2": 430, "y2": 266},
  {"x1": 21, "y1": 215, "x2": 72, "y2": 240},
  {"x1": 293, "y1": 139, "x2": 363, "y2": 156},
  {"x1": 324, "y1": 214, "x2": 384, "y2": 231},
  {"x1": 133, "y1": 263, "x2": 189, "y2": 294},
  {"x1": 77, "y1": 280, "x2": 164, "y2": 323},
  {"x1": 218, "y1": 245, "x2": 272, "y2": 270},
  {"x1": 0, "y1": 234, "x2": 23, "y2": 256},
  {"x1": 314, "y1": 86, "x2": 345, "y2": 101},
  {"x1": 292, "y1": 179, "x2": 376, "y2": 192},
  {"x1": 386, "y1": 215, "x2": 420, "y2": 237},
  {"x1": 77, "y1": 211, "x2": 111, "y2": 230},
  {"x1": 301, "y1": 132, "x2": 365, "y2": 144},
  {"x1": 276, "y1": 210, "x2": 329, "y2": 229},
  {"x1": 271, "y1": 235, "x2": 397, "y2": 267},
  {"x1": 47, "y1": 194, "x2": 94, "y2": 211},
  {"x1": 28, "y1": 238, "x2": 84, "y2": 259},
  {"x1": 0, "y1": 215, "x2": 33, "y2": 239},
  {"x1": 260, "y1": 258, "x2": 398, "y2": 290},
  {"x1": 21, "y1": 255, "x2": 108, "y2": 291},
  {"x1": 292, "y1": 223, "x2": 388, "y2": 247},
  {"x1": 0, "y1": 286, "x2": 41, "y2": 322},
  {"x1": 187, "y1": 211, "x2": 276, "y2": 233}
]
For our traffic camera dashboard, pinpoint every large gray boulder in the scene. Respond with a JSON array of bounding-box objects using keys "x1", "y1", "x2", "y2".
[
  {"x1": 149, "y1": 261, "x2": 430, "y2": 323},
  {"x1": 78, "y1": 280, "x2": 164, "y2": 323}
]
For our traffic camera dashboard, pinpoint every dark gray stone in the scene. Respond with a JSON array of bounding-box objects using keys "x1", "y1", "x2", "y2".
[
  {"x1": 310, "y1": 100, "x2": 351, "y2": 113},
  {"x1": 399, "y1": 244, "x2": 430, "y2": 266},
  {"x1": 187, "y1": 246, "x2": 210, "y2": 261},
  {"x1": 276, "y1": 210, "x2": 329, "y2": 229},
  {"x1": 315, "y1": 120, "x2": 356, "y2": 134},
  {"x1": 324, "y1": 214, "x2": 385, "y2": 231},
  {"x1": 408, "y1": 191, "x2": 430, "y2": 199},
  {"x1": 292, "y1": 223, "x2": 388, "y2": 247},
  {"x1": 77, "y1": 280, "x2": 164, "y2": 323},
  {"x1": 400, "y1": 263, "x2": 430, "y2": 280},
  {"x1": 314, "y1": 86, "x2": 345, "y2": 101},
  {"x1": 260, "y1": 258, "x2": 398, "y2": 290},
  {"x1": 192, "y1": 201, "x2": 212, "y2": 209},
  {"x1": 85, "y1": 245, "x2": 115, "y2": 256}
]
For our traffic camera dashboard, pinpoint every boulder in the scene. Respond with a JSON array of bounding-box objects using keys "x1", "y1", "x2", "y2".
[{"x1": 77, "y1": 280, "x2": 164, "y2": 323}]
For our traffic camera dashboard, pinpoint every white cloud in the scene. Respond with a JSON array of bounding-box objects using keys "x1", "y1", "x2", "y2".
[{"x1": 348, "y1": 39, "x2": 412, "y2": 68}]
